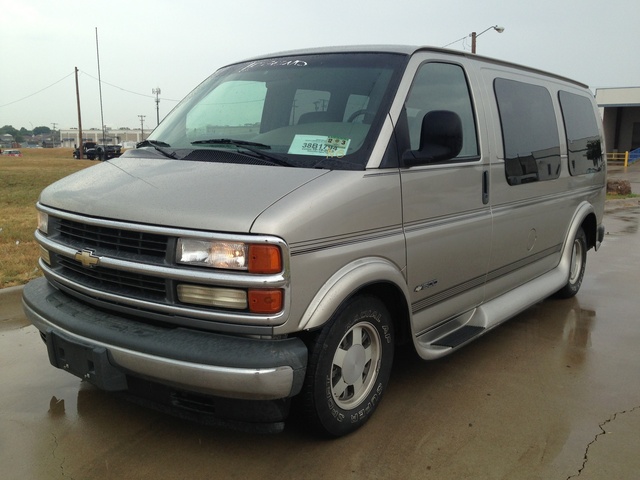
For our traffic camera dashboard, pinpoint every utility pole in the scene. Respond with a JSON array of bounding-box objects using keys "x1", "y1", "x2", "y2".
[
  {"x1": 51, "y1": 123, "x2": 58, "y2": 147},
  {"x1": 75, "y1": 66, "x2": 83, "y2": 158},
  {"x1": 138, "y1": 115, "x2": 146, "y2": 141},
  {"x1": 96, "y1": 28, "x2": 106, "y2": 147},
  {"x1": 152, "y1": 87, "x2": 161, "y2": 126}
]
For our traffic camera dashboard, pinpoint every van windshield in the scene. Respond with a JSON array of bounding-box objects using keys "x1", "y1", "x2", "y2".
[{"x1": 146, "y1": 52, "x2": 407, "y2": 170}]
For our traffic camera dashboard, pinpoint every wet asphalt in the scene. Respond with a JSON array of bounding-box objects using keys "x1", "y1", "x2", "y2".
[{"x1": 1, "y1": 162, "x2": 639, "y2": 479}]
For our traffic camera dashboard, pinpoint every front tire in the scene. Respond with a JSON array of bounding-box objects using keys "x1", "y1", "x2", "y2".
[
  {"x1": 302, "y1": 295, "x2": 394, "y2": 437},
  {"x1": 556, "y1": 227, "x2": 587, "y2": 298}
]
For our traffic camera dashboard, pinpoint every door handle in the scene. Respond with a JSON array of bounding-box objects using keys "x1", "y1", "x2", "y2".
[{"x1": 482, "y1": 171, "x2": 489, "y2": 205}]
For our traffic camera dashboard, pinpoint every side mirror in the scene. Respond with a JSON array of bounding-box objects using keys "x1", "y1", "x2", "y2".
[{"x1": 403, "y1": 110, "x2": 463, "y2": 166}]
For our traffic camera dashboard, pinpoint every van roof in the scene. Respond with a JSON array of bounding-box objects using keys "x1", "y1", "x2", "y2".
[{"x1": 234, "y1": 45, "x2": 588, "y2": 89}]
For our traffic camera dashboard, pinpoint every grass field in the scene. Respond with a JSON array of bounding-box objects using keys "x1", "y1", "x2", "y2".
[{"x1": 0, "y1": 148, "x2": 95, "y2": 288}]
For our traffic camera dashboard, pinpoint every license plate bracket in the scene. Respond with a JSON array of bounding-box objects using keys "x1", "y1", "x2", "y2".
[{"x1": 46, "y1": 330, "x2": 128, "y2": 391}]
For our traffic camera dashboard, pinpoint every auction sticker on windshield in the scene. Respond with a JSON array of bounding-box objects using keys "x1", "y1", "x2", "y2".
[{"x1": 288, "y1": 135, "x2": 351, "y2": 157}]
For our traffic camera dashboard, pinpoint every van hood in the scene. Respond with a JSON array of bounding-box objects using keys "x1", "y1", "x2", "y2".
[{"x1": 39, "y1": 156, "x2": 329, "y2": 233}]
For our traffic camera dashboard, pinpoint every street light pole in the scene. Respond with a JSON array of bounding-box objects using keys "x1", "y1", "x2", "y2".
[{"x1": 471, "y1": 25, "x2": 505, "y2": 54}]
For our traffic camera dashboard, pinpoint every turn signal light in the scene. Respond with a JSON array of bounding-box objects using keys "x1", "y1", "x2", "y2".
[
  {"x1": 248, "y1": 289, "x2": 283, "y2": 314},
  {"x1": 248, "y1": 245, "x2": 282, "y2": 274}
]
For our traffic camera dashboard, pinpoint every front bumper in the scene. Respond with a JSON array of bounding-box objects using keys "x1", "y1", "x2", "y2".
[{"x1": 22, "y1": 278, "x2": 307, "y2": 401}]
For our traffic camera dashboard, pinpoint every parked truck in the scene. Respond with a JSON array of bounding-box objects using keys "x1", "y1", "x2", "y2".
[{"x1": 73, "y1": 141, "x2": 122, "y2": 161}]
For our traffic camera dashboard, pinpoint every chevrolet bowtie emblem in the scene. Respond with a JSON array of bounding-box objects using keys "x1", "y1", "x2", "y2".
[{"x1": 74, "y1": 249, "x2": 100, "y2": 268}]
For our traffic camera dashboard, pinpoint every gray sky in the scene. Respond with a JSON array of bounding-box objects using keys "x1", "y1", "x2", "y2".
[{"x1": 1, "y1": 0, "x2": 638, "y2": 131}]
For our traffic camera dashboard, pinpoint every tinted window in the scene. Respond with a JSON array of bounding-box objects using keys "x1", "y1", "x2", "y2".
[
  {"x1": 148, "y1": 53, "x2": 406, "y2": 170},
  {"x1": 494, "y1": 78, "x2": 561, "y2": 185},
  {"x1": 405, "y1": 62, "x2": 478, "y2": 158},
  {"x1": 558, "y1": 91, "x2": 603, "y2": 175}
]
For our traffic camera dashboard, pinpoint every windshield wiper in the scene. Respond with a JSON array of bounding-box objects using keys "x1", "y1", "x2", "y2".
[
  {"x1": 190, "y1": 138, "x2": 293, "y2": 167},
  {"x1": 136, "y1": 140, "x2": 178, "y2": 159},
  {"x1": 192, "y1": 138, "x2": 271, "y2": 148}
]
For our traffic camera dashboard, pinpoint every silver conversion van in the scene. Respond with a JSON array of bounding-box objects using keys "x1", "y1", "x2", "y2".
[{"x1": 23, "y1": 46, "x2": 606, "y2": 436}]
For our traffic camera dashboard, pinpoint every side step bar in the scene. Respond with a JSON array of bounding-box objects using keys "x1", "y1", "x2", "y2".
[
  {"x1": 431, "y1": 325, "x2": 485, "y2": 348},
  {"x1": 413, "y1": 253, "x2": 571, "y2": 360}
]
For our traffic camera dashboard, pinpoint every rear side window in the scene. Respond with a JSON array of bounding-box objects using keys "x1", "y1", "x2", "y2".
[
  {"x1": 558, "y1": 91, "x2": 603, "y2": 175},
  {"x1": 494, "y1": 78, "x2": 561, "y2": 185}
]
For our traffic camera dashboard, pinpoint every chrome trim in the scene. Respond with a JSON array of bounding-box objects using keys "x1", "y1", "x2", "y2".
[
  {"x1": 37, "y1": 231, "x2": 288, "y2": 289},
  {"x1": 40, "y1": 259, "x2": 287, "y2": 326},
  {"x1": 35, "y1": 205, "x2": 292, "y2": 326},
  {"x1": 26, "y1": 310, "x2": 295, "y2": 401}
]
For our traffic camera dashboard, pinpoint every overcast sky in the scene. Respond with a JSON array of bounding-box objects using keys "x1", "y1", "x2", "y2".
[{"x1": 1, "y1": 0, "x2": 638, "y2": 131}]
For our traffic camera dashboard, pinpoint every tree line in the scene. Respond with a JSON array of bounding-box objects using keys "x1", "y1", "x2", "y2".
[{"x1": 1, "y1": 125, "x2": 53, "y2": 143}]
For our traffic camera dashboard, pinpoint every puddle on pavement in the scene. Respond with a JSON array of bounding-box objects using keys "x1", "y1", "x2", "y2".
[{"x1": 604, "y1": 207, "x2": 640, "y2": 236}]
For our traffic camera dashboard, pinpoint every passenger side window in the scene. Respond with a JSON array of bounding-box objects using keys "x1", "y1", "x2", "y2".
[
  {"x1": 558, "y1": 91, "x2": 603, "y2": 175},
  {"x1": 405, "y1": 62, "x2": 478, "y2": 158},
  {"x1": 494, "y1": 78, "x2": 561, "y2": 185}
]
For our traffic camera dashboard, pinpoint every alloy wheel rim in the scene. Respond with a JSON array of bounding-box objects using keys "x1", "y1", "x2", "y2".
[
  {"x1": 569, "y1": 238, "x2": 584, "y2": 284},
  {"x1": 330, "y1": 321, "x2": 382, "y2": 410}
]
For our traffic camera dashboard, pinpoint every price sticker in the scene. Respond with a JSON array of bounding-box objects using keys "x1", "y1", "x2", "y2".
[{"x1": 288, "y1": 135, "x2": 350, "y2": 157}]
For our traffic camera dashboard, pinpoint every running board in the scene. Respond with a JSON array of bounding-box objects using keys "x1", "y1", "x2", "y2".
[
  {"x1": 412, "y1": 309, "x2": 487, "y2": 359},
  {"x1": 413, "y1": 253, "x2": 570, "y2": 360},
  {"x1": 431, "y1": 325, "x2": 485, "y2": 348}
]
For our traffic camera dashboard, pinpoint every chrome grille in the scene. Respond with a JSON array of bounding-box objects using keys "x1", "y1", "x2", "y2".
[
  {"x1": 37, "y1": 205, "x2": 290, "y2": 330},
  {"x1": 57, "y1": 256, "x2": 166, "y2": 301},
  {"x1": 58, "y1": 218, "x2": 168, "y2": 259}
]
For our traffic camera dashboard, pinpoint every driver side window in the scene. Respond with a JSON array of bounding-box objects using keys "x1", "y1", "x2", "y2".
[{"x1": 405, "y1": 62, "x2": 478, "y2": 157}]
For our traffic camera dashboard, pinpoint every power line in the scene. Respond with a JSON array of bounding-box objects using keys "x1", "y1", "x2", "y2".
[
  {"x1": 78, "y1": 70, "x2": 180, "y2": 102},
  {"x1": 442, "y1": 35, "x2": 473, "y2": 50},
  {"x1": 0, "y1": 71, "x2": 75, "y2": 108},
  {"x1": 0, "y1": 69, "x2": 181, "y2": 110}
]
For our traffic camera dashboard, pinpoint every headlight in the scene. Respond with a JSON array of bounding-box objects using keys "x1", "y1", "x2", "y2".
[
  {"x1": 178, "y1": 239, "x2": 247, "y2": 270},
  {"x1": 37, "y1": 211, "x2": 49, "y2": 234},
  {"x1": 177, "y1": 238, "x2": 282, "y2": 274}
]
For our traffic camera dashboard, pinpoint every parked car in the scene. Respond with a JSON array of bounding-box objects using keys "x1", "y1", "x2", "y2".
[
  {"x1": 1, "y1": 149, "x2": 22, "y2": 157},
  {"x1": 24, "y1": 45, "x2": 606, "y2": 437},
  {"x1": 73, "y1": 142, "x2": 122, "y2": 160}
]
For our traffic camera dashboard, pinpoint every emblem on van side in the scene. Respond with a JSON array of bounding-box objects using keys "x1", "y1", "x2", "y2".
[
  {"x1": 414, "y1": 279, "x2": 438, "y2": 292},
  {"x1": 74, "y1": 249, "x2": 100, "y2": 268}
]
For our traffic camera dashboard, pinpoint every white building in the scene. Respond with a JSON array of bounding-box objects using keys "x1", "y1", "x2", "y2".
[{"x1": 59, "y1": 128, "x2": 148, "y2": 149}]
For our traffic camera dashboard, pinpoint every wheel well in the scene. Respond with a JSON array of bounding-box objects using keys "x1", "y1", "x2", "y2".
[
  {"x1": 581, "y1": 213, "x2": 597, "y2": 250},
  {"x1": 358, "y1": 282, "x2": 412, "y2": 345}
]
